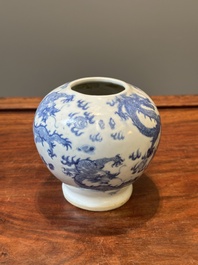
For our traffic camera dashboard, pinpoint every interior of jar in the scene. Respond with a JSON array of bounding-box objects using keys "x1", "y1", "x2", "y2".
[{"x1": 71, "y1": 81, "x2": 125, "y2": 96}]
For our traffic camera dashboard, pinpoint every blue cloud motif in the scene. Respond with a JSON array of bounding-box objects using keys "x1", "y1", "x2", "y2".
[
  {"x1": 77, "y1": 100, "x2": 89, "y2": 110},
  {"x1": 67, "y1": 112, "x2": 95, "y2": 136},
  {"x1": 110, "y1": 132, "x2": 124, "y2": 140},
  {"x1": 89, "y1": 133, "x2": 103, "y2": 142}
]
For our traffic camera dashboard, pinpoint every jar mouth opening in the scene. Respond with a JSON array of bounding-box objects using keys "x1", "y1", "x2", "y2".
[{"x1": 69, "y1": 77, "x2": 128, "y2": 96}]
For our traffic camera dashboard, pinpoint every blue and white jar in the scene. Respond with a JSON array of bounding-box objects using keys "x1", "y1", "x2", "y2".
[{"x1": 33, "y1": 77, "x2": 161, "y2": 211}]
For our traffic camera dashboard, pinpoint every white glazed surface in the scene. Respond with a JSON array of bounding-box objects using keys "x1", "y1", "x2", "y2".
[
  {"x1": 33, "y1": 77, "x2": 161, "y2": 210},
  {"x1": 62, "y1": 183, "x2": 133, "y2": 211}
]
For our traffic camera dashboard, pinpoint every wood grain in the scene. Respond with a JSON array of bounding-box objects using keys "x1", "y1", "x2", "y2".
[{"x1": 0, "y1": 97, "x2": 198, "y2": 264}]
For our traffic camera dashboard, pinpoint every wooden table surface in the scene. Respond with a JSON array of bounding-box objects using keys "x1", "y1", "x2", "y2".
[{"x1": 0, "y1": 96, "x2": 198, "y2": 265}]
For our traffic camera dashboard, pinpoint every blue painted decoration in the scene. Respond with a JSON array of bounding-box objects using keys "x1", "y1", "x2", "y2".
[
  {"x1": 129, "y1": 149, "x2": 150, "y2": 174},
  {"x1": 77, "y1": 145, "x2": 95, "y2": 154},
  {"x1": 61, "y1": 154, "x2": 130, "y2": 191},
  {"x1": 129, "y1": 149, "x2": 141, "y2": 160},
  {"x1": 109, "y1": 117, "x2": 116, "y2": 129},
  {"x1": 59, "y1": 82, "x2": 69, "y2": 89},
  {"x1": 110, "y1": 132, "x2": 124, "y2": 140},
  {"x1": 77, "y1": 100, "x2": 89, "y2": 110},
  {"x1": 109, "y1": 93, "x2": 161, "y2": 157},
  {"x1": 89, "y1": 133, "x2": 103, "y2": 142},
  {"x1": 67, "y1": 111, "x2": 95, "y2": 136},
  {"x1": 98, "y1": 120, "x2": 105, "y2": 129},
  {"x1": 34, "y1": 124, "x2": 72, "y2": 158},
  {"x1": 41, "y1": 156, "x2": 55, "y2": 170},
  {"x1": 36, "y1": 91, "x2": 74, "y2": 122},
  {"x1": 131, "y1": 159, "x2": 148, "y2": 174}
]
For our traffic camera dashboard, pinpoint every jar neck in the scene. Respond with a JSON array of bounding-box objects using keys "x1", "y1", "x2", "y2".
[{"x1": 68, "y1": 77, "x2": 131, "y2": 98}]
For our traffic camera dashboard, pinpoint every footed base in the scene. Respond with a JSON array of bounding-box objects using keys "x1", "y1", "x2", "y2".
[{"x1": 62, "y1": 184, "x2": 133, "y2": 211}]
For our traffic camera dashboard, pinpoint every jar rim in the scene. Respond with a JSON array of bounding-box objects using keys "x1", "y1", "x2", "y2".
[{"x1": 68, "y1": 77, "x2": 131, "y2": 97}]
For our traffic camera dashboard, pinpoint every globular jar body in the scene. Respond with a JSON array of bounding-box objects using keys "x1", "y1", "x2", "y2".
[{"x1": 33, "y1": 77, "x2": 161, "y2": 211}]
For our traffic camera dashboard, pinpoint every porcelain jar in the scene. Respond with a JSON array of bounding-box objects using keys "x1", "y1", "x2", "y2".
[{"x1": 33, "y1": 77, "x2": 161, "y2": 211}]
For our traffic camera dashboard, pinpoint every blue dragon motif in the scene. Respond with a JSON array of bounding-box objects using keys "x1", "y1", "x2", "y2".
[
  {"x1": 36, "y1": 91, "x2": 74, "y2": 122},
  {"x1": 34, "y1": 124, "x2": 72, "y2": 158},
  {"x1": 61, "y1": 154, "x2": 129, "y2": 191},
  {"x1": 112, "y1": 93, "x2": 161, "y2": 157}
]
